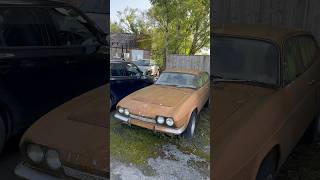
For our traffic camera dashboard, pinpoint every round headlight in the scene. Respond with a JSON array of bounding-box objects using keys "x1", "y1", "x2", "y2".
[
  {"x1": 166, "y1": 118, "x2": 174, "y2": 127},
  {"x1": 118, "y1": 107, "x2": 124, "y2": 114},
  {"x1": 124, "y1": 109, "x2": 130, "y2": 116},
  {"x1": 46, "y1": 149, "x2": 62, "y2": 171},
  {"x1": 27, "y1": 144, "x2": 44, "y2": 164},
  {"x1": 157, "y1": 116, "x2": 165, "y2": 124}
]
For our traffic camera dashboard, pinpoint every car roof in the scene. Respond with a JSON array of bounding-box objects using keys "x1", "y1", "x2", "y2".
[
  {"x1": 214, "y1": 24, "x2": 308, "y2": 44},
  {"x1": 0, "y1": 0, "x2": 68, "y2": 6},
  {"x1": 163, "y1": 69, "x2": 203, "y2": 75}
]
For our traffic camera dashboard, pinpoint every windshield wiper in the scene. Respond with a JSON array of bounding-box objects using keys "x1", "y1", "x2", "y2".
[{"x1": 155, "y1": 83, "x2": 177, "y2": 87}]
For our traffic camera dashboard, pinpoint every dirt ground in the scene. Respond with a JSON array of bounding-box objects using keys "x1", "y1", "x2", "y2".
[{"x1": 110, "y1": 108, "x2": 210, "y2": 180}]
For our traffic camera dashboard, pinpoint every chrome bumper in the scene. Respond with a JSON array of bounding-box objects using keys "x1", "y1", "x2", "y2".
[
  {"x1": 15, "y1": 162, "x2": 62, "y2": 180},
  {"x1": 113, "y1": 113, "x2": 187, "y2": 135},
  {"x1": 15, "y1": 162, "x2": 109, "y2": 180}
]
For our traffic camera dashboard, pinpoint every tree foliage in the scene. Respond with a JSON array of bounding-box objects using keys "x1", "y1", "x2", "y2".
[{"x1": 111, "y1": 0, "x2": 210, "y2": 67}]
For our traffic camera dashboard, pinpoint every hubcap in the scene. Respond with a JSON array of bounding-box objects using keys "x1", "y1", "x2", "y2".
[{"x1": 191, "y1": 116, "x2": 196, "y2": 136}]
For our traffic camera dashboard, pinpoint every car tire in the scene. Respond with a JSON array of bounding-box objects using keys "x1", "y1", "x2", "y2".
[
  {"x1": 0, "y1": 115, "x2": 5, "y2": 154},
  {"x1": 183, "y1": 111, "x2": 197, "y2": 139},
  {"x1": 302, "y1": 115, "x2": 320, "y2": 143},
  {"x1": 256, "y1": 153, "x2": 277, "y2": 180}
]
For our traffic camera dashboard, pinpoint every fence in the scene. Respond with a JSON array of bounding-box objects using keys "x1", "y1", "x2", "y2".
[{"x1": 166, "y1": 55, "x2": 210, "y2": 74}]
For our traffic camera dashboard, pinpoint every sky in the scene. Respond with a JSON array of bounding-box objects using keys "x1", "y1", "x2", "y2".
[{"x1": 110, "y1": 0, "x2": 151, "y2": 22}]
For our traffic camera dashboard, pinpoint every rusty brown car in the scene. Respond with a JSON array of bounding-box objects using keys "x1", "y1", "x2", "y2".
[
  {"x1": 14, "y1": 85, "x2": 109, "y2": 180},
  {"x1": 114, "y1": 69, "x2": 210, "y2": 138},
  {"x1": 212, "y1": 24, "x2": 320, "y2": 180}
]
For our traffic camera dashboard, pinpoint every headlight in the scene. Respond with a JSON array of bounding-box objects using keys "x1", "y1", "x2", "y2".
[
  {"x1": 118, "y1": 107, "x2": 124, "y2": 114},
  {"x1": 27, "y1": 144, "x2": 44, "y2": 164},
  {"x1": 46, "y1": 149, "x2": 62, "y2": 171},
  {"x1": 156, "y1": 116, "x2": 165, "y2": 124},
  {"x1": 166, "y1": 118, "x2": 174, "y2": 127},
  {"x1": 124, "y1": 109, "x2": 130, "y2": 116}
]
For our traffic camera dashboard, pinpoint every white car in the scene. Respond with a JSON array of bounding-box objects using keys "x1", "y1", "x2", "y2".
[{"x1": 132, "y1": 59, "x2": 160, "y2": 77}]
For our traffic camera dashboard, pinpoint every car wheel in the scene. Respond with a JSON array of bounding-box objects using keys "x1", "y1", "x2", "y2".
[
  {"x1": 304, "y1": 114, "x2": 320, "y2": 143},
  {"x1": 0, "y1": 115, "x2": 5, "y2": 154},
  {"x1": 183, "y1": 111, "x2": 197, "y2": 139},
  {"x1": 256, "y1": 153, "x2": 277, "y2": 180},
  {"x1": 204, "y1": 98, "x2": 211, "y2": 108}
]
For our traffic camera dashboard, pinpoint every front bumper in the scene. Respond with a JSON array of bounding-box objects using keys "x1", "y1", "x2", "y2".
[
  {"x1": 15, "y1": 162, "x2": 62, "y2": 180},
  {"x1": 114, "y1": 113, "x2": 187, "y2": 135},
  {"x1": 15, "y1": 162, "x2": 109, "y2": 180}
]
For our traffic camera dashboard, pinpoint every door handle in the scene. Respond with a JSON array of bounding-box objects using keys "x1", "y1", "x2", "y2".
[
  {"x1": 0, "y1": 53, "x2": 15, "y2": 59},
  {"x1": 308, "y1": 80, "x2": 316, "y2": 86}
]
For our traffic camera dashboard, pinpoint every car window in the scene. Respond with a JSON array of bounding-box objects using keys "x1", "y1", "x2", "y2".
[
  {"x1": 155, "y1": 72, "x2": 198, "y2": 89},
  {"x1": 284, "y1": 37, "x2": 305, "y2": 84},
  {"x1": 47, "y1": 7, "x2": 98, "y2": 47},
  {"x1": 298, "y1": 36, "x2": 318, "y2": 68},
  {"x1": 110, "y1": 63, "x2": 126, "y2": 77},
  {"x1": 213, "y1": 37, "x2": 278, "y2": 85},
  {"x1": 124, "y1": 63, "x2": 141, "y2": 77},
  {"x1": 0, "y1": 7, "x2": 48, "y2": 47}
]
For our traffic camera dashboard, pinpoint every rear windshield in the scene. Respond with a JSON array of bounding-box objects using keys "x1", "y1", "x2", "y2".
[{"x1": 212, "y1": 37, "x2": 278, "y2": 85}]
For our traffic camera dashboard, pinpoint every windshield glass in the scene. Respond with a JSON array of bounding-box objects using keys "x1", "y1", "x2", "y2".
[
  {"x1": 212, "y1": 37, "x2": 278, "y2": 85},
  {"x1": 133, "y1": 60, "x2": 150, "y2": 66},
  {"x1": 155, "y1": 72, "x2": 198, "y2": 89}
]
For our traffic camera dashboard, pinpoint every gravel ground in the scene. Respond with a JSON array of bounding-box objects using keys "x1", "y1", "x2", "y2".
[{"x1": 110, "y1": 108, "x2": 210, "y2": 180}]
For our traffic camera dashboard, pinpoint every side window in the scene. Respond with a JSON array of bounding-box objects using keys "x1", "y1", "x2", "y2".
[
  {"x1": 124, "y1": 63, "x2": 141, "y2": 77},
  {"x1": 0, "y1": 7, "x2": 48, "y2": 47},
  {"x1": 298, "y1": 36, "x2": 318, "y2": 68},
  {"x1": 47, "y1": 7, "x2": 98, "y2": 46},
  {"x1": 284, "y1": 37, "x2": 304, "y2": 84},
  {"x1": 110, "y1": 63, "x2": 126, "y2": 77}
]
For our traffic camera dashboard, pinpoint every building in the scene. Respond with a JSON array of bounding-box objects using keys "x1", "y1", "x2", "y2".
[{"x1": 110, "y1": 33, "x2": 151, "y2": 61}]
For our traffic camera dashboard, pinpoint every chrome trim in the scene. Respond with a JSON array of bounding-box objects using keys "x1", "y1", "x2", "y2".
[
  {"x1": 114, "y1": 113, "x2": 129, "y2": 122},
  {"x1": 63, "y1": 166, "x2": 108, "y2": 180},
  {"x1": 114, "y1": 112, "x2": 188, "y2": 135},
  {"x1": 15, "y1": 162, "x2": 62, "y2": 180},
  {"x1": 129, "y1": 114, "x2": 156, "y2": 123}
]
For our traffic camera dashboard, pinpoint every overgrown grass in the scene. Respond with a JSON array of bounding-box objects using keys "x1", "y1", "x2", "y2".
[{"x1": 110, "y1": 108, "x2": 210, "y2": 167}]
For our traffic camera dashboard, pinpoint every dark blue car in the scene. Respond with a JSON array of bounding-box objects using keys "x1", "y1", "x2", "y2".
[{"x1": 110, "y1": 60, "x2": 153, "y2": 110}]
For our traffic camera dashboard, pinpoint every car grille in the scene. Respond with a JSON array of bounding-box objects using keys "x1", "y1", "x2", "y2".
[
  {"x1": 63, "y1": 166, "x2": 108, "y2": 180},
  {"x1": 129, "y1": 114, "x2": 156, "y2": 123}
]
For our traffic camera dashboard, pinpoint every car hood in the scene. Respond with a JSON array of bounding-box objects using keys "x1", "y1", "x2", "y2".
[
  {"x1": 212, "y1": 83, "x2": 275, "y2": 131},
  {"x1": 118, "y1": 85, "x2": 194, "y2": 117},
  {"x1": 21, "y1": 85, "x2": 108, "y2": 177}
]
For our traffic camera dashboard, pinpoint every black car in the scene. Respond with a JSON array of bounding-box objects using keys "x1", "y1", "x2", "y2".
[
  {"x1": 0, "y1": 0, "x2": 108, "y2": 153},
  {"x1": 110, "y1": 60, "x2": 153, "y2": 110}
]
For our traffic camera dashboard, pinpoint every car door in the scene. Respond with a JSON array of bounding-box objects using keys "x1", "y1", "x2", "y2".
[
  {"x1": 123, "y1": 62, "x2": 150, "y2": 91},
  {"x1": 197, "y1": 72, "x2": 210, "y2": 109},
  {"x1": 110, "y1": 62, "x2": 133, "y2": 103},
  {"x1": 280, "y1": 36, "x2": 316, "y2": 156},
  {"x1": 44, "y1": 6, "x2": 107, "y2": 95}
]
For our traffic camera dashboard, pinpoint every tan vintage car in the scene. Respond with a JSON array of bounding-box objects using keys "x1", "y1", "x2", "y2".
[
  {"x1": 14, "y1": 85, "x2": 109, "y2": 180},
  {"x1": 212, "y1": 24, "x2": 320, "y2": 180},
  {"x1": 114, "y1": 69, "x2": 210, "y2": 138}
]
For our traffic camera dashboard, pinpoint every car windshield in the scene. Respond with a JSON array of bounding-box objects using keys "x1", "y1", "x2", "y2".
[
  {"x1": 155, "y1": 72, "x2": 198, "y2": 89},
  {"x1": 133, "y1": 60, "x2": 150, "y2": 66},
  {"x1": 212, "y1": 37, "x2": 278, "y2": 85}
]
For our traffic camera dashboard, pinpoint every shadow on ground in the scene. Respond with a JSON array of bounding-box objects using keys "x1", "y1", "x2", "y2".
[
  {"x1": 110, "y1": 108, "x2": 210, "y2": 180},
  {"x1": 278, "y1": 143, "x2": 320, "y2": 180}
]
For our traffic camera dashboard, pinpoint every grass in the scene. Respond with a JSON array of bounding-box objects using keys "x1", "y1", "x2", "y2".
[{"x1": 110, "y1": 108, "x2": 210, "y2": 167}]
